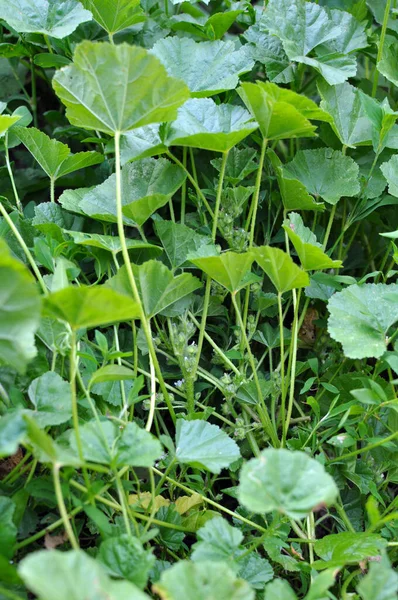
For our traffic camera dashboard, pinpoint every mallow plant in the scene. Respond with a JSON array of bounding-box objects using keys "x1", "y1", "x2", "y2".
[{"x1": 0, "y1": 0, "x2": 397, "y2": 598}]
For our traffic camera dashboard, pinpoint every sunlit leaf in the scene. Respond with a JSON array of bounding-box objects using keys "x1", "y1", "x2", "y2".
[
  {"x1": 120, "y1": 124, "x2": 166, "y2": 165},
  {"x1": 82, "y1": 0, "x2": 145, "y2": 35},
  {"x1": 282, "y1": 148, "x2": 360, "y2": 205},
  {"x1": 380, "y1": 155, "x2": 398, "y2": 197},
  {"x1": 26, "y1": 371, "x2": 72, "y2": 427},
  {"x1": 175, "y1": 419, "x2": 240, "y2": 474},
  {"x1": 99, "y1": 534, "x2": 154, "y2": 589},
  {"x1": 251, "y1": 246, "x2": 309, "y2": 293},
  {"x1": 189, "y1": 251, "x2": 255, "y2": 293},
  {"x1": 19, "y1": 550, "x2": 150, "y2": 600},
  {"x1": 314, "y1": 532, "x2": 386, "y2": 568},
  {"x1": 357, "y1": 557, "x2": 398, "y2": 600},
  {"x1": 0, "y1": 114, "x2": 21, "y2": 136},
  {"x1": 0, "y1": 0, "x2": 92, "y2": 38},
  {"x1": 151, "y1": 38, "x2": 253, "y2": 98},
  {"x1": 0, "y1": 411, "x2": 27, "y2": 458},
  {"x1": 42, "y1": 285, "x2": 141, "y2": 330},
  {"x1": 154, "y1": 220, "x2": 216, "y2": 270},
  {"x1": 238, "y1": 448, "x2": 338, "y2": 519},
  {"x1": 327, "y1": 283, "x2": 398, "y2": 359},
  {"x1": 165, "y1": 98, "x2": 258, "y2": 152},
  {"x1": 53, "y1": 41, "x2": 189, "y2": 134},
  {"x1": 283, "y1": 212, "x2": 342, "y2": 270},
  {"x1": 65, "y1": 231, "x2": 161, "y2": 258}
]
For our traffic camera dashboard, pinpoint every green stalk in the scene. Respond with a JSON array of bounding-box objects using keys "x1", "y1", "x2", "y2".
[
  {"x1": 4, "y1": 133, "x2": 22, "y2": 213},
  {"x1": 53, "y1": 465, "x2": 79, "y2": 550},
  {"x1": 248, "y1": 137, "x2": 267, "y2": 247},
  {"x1": 283, "y1": 288, "x2": 301, "y2": 446},
  {"x1": 322, "y1": 204, "x2": 336, "y2": 250},
  {"x1": 114, "y1": 131, "x2": 176, "y2": 424},
  {"x1": 0, "y1": 201, "x2": 47, "y2": 294},
  {"x1": 50, "y1": 176, "x2": 55, "y2": 203},
  {"x1": 277, "y1": 292, "x2": 286, "y2": 431},
  {"x1": 70, "y1": 330, "x2": 90, "y2": 487},
  {"x1": 180, "y1": 146, "x2": 187, "y2": 223},
  {"x1": 327, "y1": 430, "x2": 398, "y2": 463},
  {"x1": 212, "y1": 151, "x2": 228, "y2": 240},
  {"x1": 231, "y1": 292, "x2": 277, "y2": 445},
  {"x1": 30, "y1": 59, "x2": 38, "y2": 128},
  {"x1": 167, "y1": 150, "x2": 214, "y2": 218},
  {"x1": 372, "y1": 0, "x2": 391, "y2": 97}
]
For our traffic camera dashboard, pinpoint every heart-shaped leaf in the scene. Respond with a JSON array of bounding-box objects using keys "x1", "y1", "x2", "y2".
[
  {"x1": 82, "y1": 0, "x2": 145, "y2": 35},
  {"x1": 189, "y1": 251, "x2": 255, "y2": 293},
  {"x1": 251, "y1": 246, "x2": 309, "y2": 293},
  {"x1": 238, "y1": 448, "x2": 338, "y2": 519}
]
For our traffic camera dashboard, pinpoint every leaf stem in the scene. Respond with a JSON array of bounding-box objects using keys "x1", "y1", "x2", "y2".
[
  {"x1": 167, "y1": 150, "x2": 214, "y2": 218},
  {"x1": 114, "y1": 131, "x2": 176, "y2": 424},
  {"x1": 248, "y1": 138, "x2": 267, "y2": 247},
  {"x1": 4, "y1": 134, "x2": 22, "y2": 213},
  {"x1": 212, "y1": 151, "x2": 228, "y2": 240},
  {"x1": 327, "y1": 430, "x2": 398, "y2": 463},
  {"x1": 283, "y1": 288, "x2": 301, "y2": 446},
  {"x1": 53, "y1": 465, "x2": 79, "y2": 550},
  {"x1": 372, "y1": 0, "x2": 391, "y2": 97}
]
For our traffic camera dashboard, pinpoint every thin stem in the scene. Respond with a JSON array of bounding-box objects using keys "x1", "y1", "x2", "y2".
[
  {"x1": 53, "y1": 465, "x2": 79, "y2": 550},
  {"x1": 283, "y1": 288, "x2": 301, "y2": 446},
  {"x1": 0, "y1": 201, "x2": 47, "y2": 294},
  {"x1": 30, "y1": 59, "x2": 38, "y2": 128},
  {"x1": 323, "y1": 204, "x2": 336, "y2": 250},
  {"x1": 114, "y1": 470, "x2": 132, "y2": 537},
  {"x1": 212, "y1": 151, "x2": 228, "y2": 241},
  {"x1": 4, "y1": 133, "x2": 22, "y2": 212},
  {"x1": 167, "y1": 151, "x2": 214, "y2": 218},
  {"x1": 44, "y1": 34, "x2": 54, "y2": 53},
  {"x1": 70, "y1": 330, "x2": 88, "y2": 487},
  {"x1": 248, "y1": 138, "x2": 267, "y2": 247},
  {"x1": 372, "y1": 0, "x2": 391, "y2": 97},
  {"x1": 114, "y1": 131, "x2": 176, "y2": 424},
  {"x1": 231, "y1": 292, "x2": 277, "y2": 445},
  {"x1": 145, "y1": 347, "x2": 156, "y2": 432},
  {"x1": 180, "y1": 147, "x2": 187, "y2": 223},
  {"x1": 277, "y1": 292, "x2": 286, "y2": 432},
  {"x1": 328, "y1": 430, "x2": 398, "y2": 463},
  {"x1": 50, "y1": 176, "x2": 55, "y2": 203}
]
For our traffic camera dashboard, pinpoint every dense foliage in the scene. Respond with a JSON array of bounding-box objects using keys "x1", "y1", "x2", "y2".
[{"x1": 0, "y1": 0, "x2": 397, "y2": 598}]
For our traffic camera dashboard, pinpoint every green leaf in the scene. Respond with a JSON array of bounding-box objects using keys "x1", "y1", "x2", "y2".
[
  {"x1": 0, "y1": 114, "x2": 21, "y2": 136},
  {"x1": 14, "y1": 126, "x2": 103, "y2": 180},
  {"x1": 0, "y1": 0, "x2": 92, "y2": 38},
  {"x1": 282, "y1": 148, "x2": 360, "y2": 205},
  {"x1": 0, "y1": 239, "x2": 41, "y2": 373},
  {"x1": 0, "y1": 411, "x2": 27, "y2": 458},
  {"x1": 243, "y1": 20, "x2": 295, "y2": 84},
  {"x1": 175, "y1": 419, "x2": 240, "y2": 474},
  {"x1": 120, "y1": 124, "x2": 166, "y2": 165},
  {"x1": 33, "y1": 53, "x2": 71, "y2": 68},
  {"x1": 88, "y1": 365, "x2": 136, "y2": 389},
  {"x1": 238, "y1": 448, "x2": 338, "y2": 519},
  {"x1": 377, "y1": 39, "x2": 398, "y2": 88},
  {"x1": 79, "y1": 158, "x2": 185, "y2": 227},
  {"x1": 151, "y1": 38, "x2": 253, "y2": 98},
  {"x1": 304, "y1": 570, "x2": 337, "y2": 600},
  {"x1": 0, "y1": 497, "x2": 17, "y2": 559},
  {"x1": 42, "y1": 285, "x2": 141, "y2": 330},
  {"x1": 283, "y1": 213, "x2": 343, "y2": 270},
  {"x1": 107, "y1": 260, "x2": 201, "y2": 318},
  {"x1": 26, "y1": 371, "x2": 72, "y2": 427},
  {"x1": 24, "y1": 415, "x2": 80, "y2": 466},
  {"x1": 318, "y1": 80, "x2": 372, "y2": 148},
  {"x1": 19, "y1": 549, "x2": 150, "y2": 600},
  {"x1": 152, "y1": 561, "x2": 254, "y2": 600},
  {"x1": 238, "y1": 81, "x2": 323, "y2": 140},
  {"x1": 251, "y1": 246, "x2": 309, "y2": 293},
  {"x1": 192, "y1": 516, "x2": 243, "y2": 564},
  {"x1": 380, "y1": 155, "x2": 398, "y2": 197},
  {"x1": 264, "y1": 579, "x2": 297, "y2": 600},
  {"x1": 65, "y1": 231, "x2": 161, "y2": 258},
  {"x1": 314, "y1": 532, "x2": 386, "y2": 568},
  {"x1": 267, "y1": 150, "x2": 325, "y2": 212},
  {"x1": 154, "y1": 220, "x2": 216, "y2": 270},
  {"x1": 82, "y1": 0, "x2": 145, "y2": 35},
  {"x1": 359, "y1": 91, "x2": 398, "y2": 153},
  {"x1": 211, "y1": 147, "x2": 258, "y2": 185},
  {"x1": 264, "y1": 0, "x2": 366, "y2": 84},
  {"x1": 357, "y1": 558, "x2": 398, "y2": 600},
  {"x1": 53, "y1": 41, "x2": 189, "y2": 135},
  {"x1": 189, "y1": 251, "x2": 255, "y2": 293},
  {"x1": 327, "y1": 283, "x2": 398, "y2": 359},
  {"x1": 99, "y1": 534, "x2": 155, "y2": 589},
  {"x1": 74, "y1": 420, "x2": 162, "y2": 468},
  {"x1": 165, "y1": 98, "x2": 258, "y2": 153}
]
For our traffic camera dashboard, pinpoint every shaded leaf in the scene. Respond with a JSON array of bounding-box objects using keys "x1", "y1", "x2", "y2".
[
  {"x1": 238, "y1": 448, "x2": 338, "y2": 519},
  {"x1": 154, "y1": 220, "x2": 215, "y2": 269},
  {"x1": 314, "y1": 532, "x2": 386, "y2": 568},
  {"x1": 120, "y1": 124, "x2": 166, "y2": 165},
  {"x1": 26, "y1": 371, "x2": 72, "y2": 427},
  {"x1": 357, "y1": 558, "x2": 398, "y2": 600},
  {"x1": 0, "y1": 411, "x2": 27, "y2": 458},
  {"x1": 175, "y1": 419, "x2": 240, "y2": 474},
  {"x1": 189, "y1": 251, "x2": 255, "y2": 293},
  {"x1": 99, "y1": 534, "x2": 154, "y2": 589},
  {"x1": 65, "y1": 231, "x2": 161, "y2": 257},
  {"x1": 0, "y1": 239, "x2": 41, "y2": 373},
  {"x1": 380, "y1": 155, "x2": 398, "y2": 197},
  {"x1": 0, "y1": 497, "x2": 17, "y2": 559}
]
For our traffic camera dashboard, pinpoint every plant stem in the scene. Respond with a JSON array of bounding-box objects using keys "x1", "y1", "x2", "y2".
[
  {"x1": 167, "y1": 151, "x2": 214, "y2": 218},
  {"x1": 180, "y1": 147, "x2": 187, "y2": 223},
  {"x1": 283, "y1": 288, "x2": 301, "y2": 446},
  {"x1": 231, "y1": 292, "x2": 277, "y2": 445},
  {"x1": 30, "y1": 59, "x2": 38, "y2": 128},
  {"x1": 53, "y1": 465, "x2": 79, "y2": 550},
  {"x1": 277, "y1": 292, "x2": 286, "y2": 432},
  {"x1": 323, "y1": 204, "x2": 336, "y2": 250},
  {"x1": 0, "y1": 201, "x2": 47, "y2": 294},
  {"x1": 4, "y1": 134, "x2": 22, "y2": 213},
  {"x1": 114, "y1": 131, "x2": 176, "y2": 424},
  {"x1": 145, "y1": 348, "x2": 156, "y2": 432},
  {"x1": 50, "y1": 176, "x2": 55, "y2": 203},
  {"x1": 248, "y1": 138, "x2": 267, "y2": 247},
  {"x1": 212, "y1": 151, "x2": 228, "y2": 240},
  {"x1": 328, "y1": 430, "x2": 398, "y2": 463},
  {"x1": 70, "y1": 330, "x2": 89, "y2": 487},
  {"x1": 372, "y1": 0, "x2": 391, "y2": 97}
]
